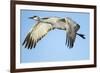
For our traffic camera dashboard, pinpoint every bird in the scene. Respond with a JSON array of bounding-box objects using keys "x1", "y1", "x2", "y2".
[{"x1": 22, "y1": 16, "x2": 85, "y2": 49}]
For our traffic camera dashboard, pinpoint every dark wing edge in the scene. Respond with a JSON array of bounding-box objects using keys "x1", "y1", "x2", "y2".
[
  {"x1": 22, "y1": 32, "x2": 47, "y2": 49},
  {"x1": 65, "y1": 32, "x2": 76, "y2": 48},
  {"x1": 22, "y1": 32, "x2": 35, "y2": 49}
]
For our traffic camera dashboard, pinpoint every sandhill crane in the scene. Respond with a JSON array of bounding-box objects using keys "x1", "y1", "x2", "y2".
[{"x1": 22, "y1": 16, "x2": 85, "y2": 49}]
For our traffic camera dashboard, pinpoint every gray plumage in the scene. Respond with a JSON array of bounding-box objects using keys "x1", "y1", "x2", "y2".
[{"x1": 23, "y1": 16, "x2": 85, "y2": 49}]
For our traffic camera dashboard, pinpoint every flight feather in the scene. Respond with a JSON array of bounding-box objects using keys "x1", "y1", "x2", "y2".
[{"x1": 22, "y1": 22, "x2": 53, "y2": 49}]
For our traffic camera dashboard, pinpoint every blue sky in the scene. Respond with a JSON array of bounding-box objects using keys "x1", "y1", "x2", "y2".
[{"x1": 20, "y1": 10, "x2": 90, "y2": 63}]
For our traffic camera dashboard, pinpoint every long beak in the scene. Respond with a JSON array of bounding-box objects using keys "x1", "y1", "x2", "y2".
[{"x1": 29, "y1": 17, "x2": 33, "y2": 19}]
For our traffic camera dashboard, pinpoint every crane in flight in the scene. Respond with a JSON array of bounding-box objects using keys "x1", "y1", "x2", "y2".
[{"x1": 22, "y1": 16, "x2": 85, "y2": 49}]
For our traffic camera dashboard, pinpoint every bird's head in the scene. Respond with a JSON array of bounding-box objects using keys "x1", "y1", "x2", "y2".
[{"x1": 29, "y1": 16, "x2": 40, "y2": 21}]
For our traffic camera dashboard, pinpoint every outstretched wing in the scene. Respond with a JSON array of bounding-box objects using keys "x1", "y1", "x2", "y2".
[
  {"x1": 65, "y1": 18, "x2": 79, "y2": 48},
  {"x1": 22, "y1": 22, "x2": 53, "y2": 49}
]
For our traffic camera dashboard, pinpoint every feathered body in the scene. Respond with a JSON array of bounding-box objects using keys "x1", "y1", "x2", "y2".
[{"x1": 22, "y1": 16, "x2": 85, "y2": 49}]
